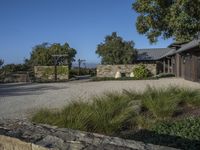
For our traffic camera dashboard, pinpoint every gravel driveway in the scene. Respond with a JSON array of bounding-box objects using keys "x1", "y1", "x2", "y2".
[{"x1": 0, "y1": 78, "x2": 200, "y2": 119}]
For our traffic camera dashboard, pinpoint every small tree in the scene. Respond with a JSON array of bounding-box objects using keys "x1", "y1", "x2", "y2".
[
  {"x1": 96, "y1": 32, "x2": 137, "y2": 64},
  {"x1": 0, "y1": 59, "x2": 4, "y2": 68}
]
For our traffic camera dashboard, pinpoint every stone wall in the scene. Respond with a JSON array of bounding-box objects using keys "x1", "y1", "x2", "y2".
[
  {"x1": 0, "y1": 135, "x2": 48, "y2": 150},
  {"x1": 3, "y1": 73, "x2": 30, "y2": 83},
  {"x1": 0, "y1": 120, "x2": 178, "y2": 150},
  {"x1": 34, "y1": 66, "x2": 69, "y2": 81},
  {"x1": 97, "y1": 64, "x2": 157, "y2": 78}
]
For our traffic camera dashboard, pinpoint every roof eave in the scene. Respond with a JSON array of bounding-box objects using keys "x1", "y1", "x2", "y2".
[{"x1": 175, "y1": 40, "x2": 200, "y2": 54}]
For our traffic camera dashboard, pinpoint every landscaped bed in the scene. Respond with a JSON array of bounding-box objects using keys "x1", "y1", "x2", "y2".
[
  {"x1": 32, "y1": 86, "x2": 200, "y2": 150},
  {"x1": 91, "y1": 73, "x2": 175, "y2": 81}
]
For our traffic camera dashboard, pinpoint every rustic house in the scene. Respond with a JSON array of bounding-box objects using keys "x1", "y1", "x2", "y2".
[
  {"x1": 161, "y1": 39, "x2": 200, "y2": 82},
  {"x1": 137, "y1": 48, "x2": 172, "y2": 74},
  {"x1": 139, "y1": 39, "x2": 200, "y2": 82}
]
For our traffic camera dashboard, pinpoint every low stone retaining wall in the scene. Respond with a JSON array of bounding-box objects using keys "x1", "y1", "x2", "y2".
[
  {"x1": 0, "y1": 120, "x2": 178, "y2": 150},
  {"x1": 97, "y1": 64, "x2": 157, "y2": 78},
  {"x1": 0, "y1": 135, "x2": 47, "y2": 150},
  {"x1": 34, "y1": 66, "x2": 69, "y2": 81},
  {"x1": 2, "y1": 73, "x2": 30, "y2": 83}
]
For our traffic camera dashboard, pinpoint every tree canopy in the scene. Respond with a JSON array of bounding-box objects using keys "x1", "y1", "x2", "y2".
[
  {"x1": 96, "y1": 32, "x2": 137, "y2": 65},
  {"x1": 0, "y1": 59, "x2": 4, "y2": 68},
  {"x1": 132, "y1": 0, "x2": 200, "y2": 43},
  {"x1": 28, "y1": 42, "x2": 77, "y2": 68}
]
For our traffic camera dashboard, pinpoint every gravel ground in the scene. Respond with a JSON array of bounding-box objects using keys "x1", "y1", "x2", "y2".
[{"x1": 0, "y1": 78, "x2": 200, "y2": 119}]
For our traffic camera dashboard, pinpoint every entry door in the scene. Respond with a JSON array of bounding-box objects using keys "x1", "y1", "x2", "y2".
[{"x1": 198, "y1": 58, "x2": 200, "y2": 81}]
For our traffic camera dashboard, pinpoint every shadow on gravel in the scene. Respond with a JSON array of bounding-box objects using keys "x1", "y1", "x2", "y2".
[
  {"x1": 0, "y1": 83, "x2": 68, "y2": 96},
  {"x1": 121, "y1": 129, "x2": 200, "y2": 150}
]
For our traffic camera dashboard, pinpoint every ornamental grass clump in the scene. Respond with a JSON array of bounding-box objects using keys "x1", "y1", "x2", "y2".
[
  {"x1": 32, "y1": 86, "x2": 200, "y2": 137},
  {"x1": 176, "y1": 88, "x2": 200, "y2": 107},
  {"x1": 32, "y1": 92, "x2": 137, "y2": 135},
  {"x1": 141, "y1": 86, "x2": 180, "y2": 120}
]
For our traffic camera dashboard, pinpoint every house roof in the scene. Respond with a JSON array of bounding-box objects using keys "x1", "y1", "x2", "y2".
[
  {"x1": 137, "y1": 39, "x2": 200, "y2": 61},
  {"x1": 137, "y1": 48, "x2": 172, "y2": 61},
  {"x1": 159, "y1": 48, "x2": 179, "y2": 59},
  {"x1": 176, "y1": 39, "x2": 200, "y2": 53},
  {"x1": 168, "y1": 41, "x2": 189, "y2": 49}
]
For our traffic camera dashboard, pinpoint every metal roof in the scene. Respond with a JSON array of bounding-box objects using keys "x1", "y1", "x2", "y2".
[
  {"x1": 137, "y1": 39, "x2": 200, "y2": 61},
  {"x1": 137, "y1": 48, "x2": 172, "y2": 61},
  {"x1": 176, "y1": 39, "x2": 200, "y2": 53},
  {"x1": 160, "y1": 49, "x2": 176, "y2": 59}
]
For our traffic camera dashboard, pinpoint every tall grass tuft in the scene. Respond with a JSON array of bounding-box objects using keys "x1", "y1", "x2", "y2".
[
  {"x1": 32, "y1": 86, "x2": 200, "y2": 135},
  {"x1": 141, "y1": 86, "x2": 180, "y2": 120},
  {"x1": 176, "y1": 88, "x2": 200, "y2": 107},
  {"x1": 32, "y1": 93, "x2": 137, "y2": 135}
]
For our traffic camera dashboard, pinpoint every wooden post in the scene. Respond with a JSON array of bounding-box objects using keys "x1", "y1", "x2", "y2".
[
  {"x1": 78, "y1": 59, "x2": 81, "y2": 76},
  {"x1": 167, "y1": 59, "x2": 170, "y2": 73},
  {"x1": 54, "y1": 57, "x2": 57, "y2": 81},
  {"x1": 176, "y1": 54, "x2": 181, "y2": 77},
  {"x1": 163, "y1": 59, "x2": 166, "y2": 73},
  {"x1": 52, "y1": 54, "x2": 68, "y2": 82}
]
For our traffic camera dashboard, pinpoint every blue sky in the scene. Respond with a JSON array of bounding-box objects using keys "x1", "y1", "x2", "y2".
[{"x1": 0, "y1": 0, "x2": 173, "y2": 64}]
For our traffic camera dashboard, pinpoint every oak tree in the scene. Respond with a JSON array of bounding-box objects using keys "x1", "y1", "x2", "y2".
[
  {"x1": 96, "y1": 32, "x2": 137, "y2": 64},
  {"x1": 133, "y1": 0, "x2": 200, "y2": 43},
  {"x1": 28, "y1": 42, "x2": 77, "y2": 68}
]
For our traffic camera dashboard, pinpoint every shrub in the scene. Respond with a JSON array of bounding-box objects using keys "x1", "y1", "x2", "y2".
[
  {"x1": 123, "y1": 118, "x2": 200, "y2": 150},
  {"x1": 151, "y1": 117, "x2": 200, "y2": 141},
  {"x1": 91, "y1": 77, "x2": 116, "y2": 81},
  {"x1": 91, "y1": 77, "x2": 137, "y2": 81},
  {"x1": 91, "y1": 76, "x2": 157, "y2": 82},
  {"x1": 133, "y1": 64, "x2": 149, "y2": 79},
  {"x1": 155, "y1": 73, "x2": 175, "y2": 78},
  {"x1": 2, "y1": 63, "x2": 30, "y2": 73},
  {"x1": 0, "y1": 59, "x2": 4, "y2": 68}
]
